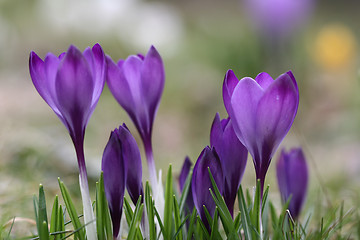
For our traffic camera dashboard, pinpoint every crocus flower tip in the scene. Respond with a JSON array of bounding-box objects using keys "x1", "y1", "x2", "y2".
[{"x1": 67, "y1": 44, "x2": 79, "y2": 52}]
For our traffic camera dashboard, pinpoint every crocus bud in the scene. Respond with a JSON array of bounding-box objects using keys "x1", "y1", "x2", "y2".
[
  {"x1": 210, "y1": 113, "x2": 247, "y2": 217},
  {"x1": 276, "y1": 148, "x2": 308, "y2": 220},
  {"x1": 179, "y1": 156, "x2": 194, "y2": 215},
  {"x1": 223, "y1": 70, "x2": 299, "y2": 195},
  {"x1": 102, "y1": 124, "x2": 144, "y2": 238},
  {"x1": 118, "y1": 124, "x2": 143, "y2": 205},
  {"x1": 192, "y1": 146, "x2": 224, "y2": 233},
  {"x1": 102, "y1": 129, "x2": 126, "y2": 239},
  {"x1": 106, "y1": 46, "x2": 165, "y2": 187}
]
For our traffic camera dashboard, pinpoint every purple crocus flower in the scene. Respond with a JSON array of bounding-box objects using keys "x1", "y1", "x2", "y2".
[
  {"x1": 210, "y1": 113, "x2": 247, "y2": 217},
  {"x1": 179, "y1": 156, "x2": 194, "y2": 215},
  {"x1": 29, "y1": 44, "x2": 106, "y2": 238},
  {"x1": 106, "y1": 46, "x2": 165, "y2": 188},
  {"x1": 243, "y1": 0, "x2": 314, "y2": 37},
  {"x1": 276, "y1": 148, "x2": 308, "y2": 220},
  {"x1": 192, "y1": 146, "x2": 224, "y2": 233},
  {"x1": 102, "y1": 124, "x2": 144, "y2": 238},
  {"x1": 223, "y1": 70, "x2": 299, "y2": 195}
]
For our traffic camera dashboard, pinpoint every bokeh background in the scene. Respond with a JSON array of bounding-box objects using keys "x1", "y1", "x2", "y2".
[{"x1": 1, "y1": 0, "x2": 360, "y2": 235}]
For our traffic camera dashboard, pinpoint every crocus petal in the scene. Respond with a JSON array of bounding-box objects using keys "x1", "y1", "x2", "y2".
[
  {"x1": 117, "y1": 124, "x2": 143, "y2": 205},
  {"x1": 255, "y1": 72, "x2": 273, "y2": 89},
  {"x1": 141, "y1": 46, "x2": 165, "y2": 121},
  {"x1": 209, "y1": 113, "x2": 223, "y2": 149},
  {"x1": 102, "y1": 131, "x2": 126, "y2": 238},
  {"x1": 255, "y1": 71, "x2": 299, "y2": 159},
  {"x1": 30, "y1": 52, "x2": 62, "y2": 119},
  {"x1": 210, "y1": 113, "x2": 247, "y2": 216},
  {"x1": 192, "y1": 146, "x2": 224, "y2": 232},
  {"x1": 276, "y1": 148, "x2": 308, "y2": 219},
  {"x1": 83, "y1": 43, "x2": 106, "y2": 110},
  {"x1": 230, "y1": 77, "x2": 264, "y2": 157},
  {"x1": 222, "y1": 69, "x2": 239, "y2": 116},
  {"x1": 179, "y1": 156, "x2": 192, "y2": 192},
  {"x1": 55, "y1": 46, "x2": 94, "y2": 137},
  {"x1": 122, "y1": 55, "x2": 144, "y2": 106},
  {"x1": 106, "y1": 56, "x2": 135, "y2": 112}
]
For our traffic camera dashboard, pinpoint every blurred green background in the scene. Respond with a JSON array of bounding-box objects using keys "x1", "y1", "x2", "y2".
[{"x1": 0, "y1": 0, "x2": 360, "y2": 235}]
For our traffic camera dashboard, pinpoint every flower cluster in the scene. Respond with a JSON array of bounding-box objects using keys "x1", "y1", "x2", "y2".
[{"x1": 29, "y1": 43, "x2": 307, "y2": 238}]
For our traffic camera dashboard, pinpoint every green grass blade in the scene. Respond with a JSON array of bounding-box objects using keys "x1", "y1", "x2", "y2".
[
  {"x1": 33, "y1": 195, "x2": 39, "y2": 234},
  {"x1": 127, "y1": 196, "x2": 144, "y2": 240},
  {"x1": 203, "y1": 205, "x2": 213, "y2": 233},
  {"x1": 154, "y1": 207, "x2": 165, "y2": 238},
  {"x1": 186, "y1": 208, "x2": 197, "y2": 240},
  {"x1": 208, "y1": 168, "x2": 239, "y2": 239},
  {"x1": 145, "y1": 182, "x2": 156, "y2": 240},
  {"x1": 58, "y1": 178, "x2": 85, "y2": 240},
  {"x1": 173, "y1": 195, "x2": 182, "y2": 240},
  {"x1": 40, "y1": 221, "x2": 50, "y2": 240},
  {"x1": 209, "y1": 207, "x2": 219, "y2": 240},
  {"x1": 197, "y1": 216, "x2": 210, "y2": 239},
  {"x1": 164, "y1": 165, "x2": 174, "y2": 239},
  {"x1": 172, "y1": 215, "x2": 190, "y2": 240},
  {"x1": 250, "y1": 179, "x2": 261, "y2": 239},
  {"x1": 261, "y1": 186, "x2": 269, "y2": 215},
  {"x1": 124, "y1": 197, "x2": 134, "y2": 227},
  {"x1": 38, "y1": 184, "x2": 49, "y2": 239},
  {"x1": 94, "y1": 172, "x2": 112, "y2": 240},
  {"x1": 234, "y1": 213, "x2": 241, "y2": 232},
  {"x1": 96, "y1": 172, "x2": 112, "y2": 240},
  {"x1": 238, "y1": 185, "x2": 252, "y2": 240},
  {"x1": 50, "y1": 195, "x2": 59, "y2": 239},
  {"x1": 57, "y1": 205, "x2": 65, "y2": 239},
  {"x1": 95, "y1": 181, "x2": 105, "y2": 240}
]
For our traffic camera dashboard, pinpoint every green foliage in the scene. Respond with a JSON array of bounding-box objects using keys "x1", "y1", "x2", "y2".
[
  {"x1": 164, "y1": 164, "x2": 174, "y2": 239},
  {"x1": 17, "y1": 165, "x2": 358, "y2": 240},
  {"x1": 58, "y1": 178, "x2": 85, "y2": 240},
  {"x1": 95, "y1": 172, "x2": 112, "y2": 240},
  {"x1": 145, "y1": 181, "x2": 156, "y2": 240}
]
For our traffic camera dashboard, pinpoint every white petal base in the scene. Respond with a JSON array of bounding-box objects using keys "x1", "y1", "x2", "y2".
[{"x1": 79, "y1": 174, "x2": 97, "y2": 240}]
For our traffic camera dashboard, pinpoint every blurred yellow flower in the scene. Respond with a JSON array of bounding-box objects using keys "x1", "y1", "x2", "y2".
[{"x1": 313, "y1": 23, "x2": 357, "y2": 70}]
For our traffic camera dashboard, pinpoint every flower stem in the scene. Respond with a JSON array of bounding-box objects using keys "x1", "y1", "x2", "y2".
[
  {"x1": 143, "y1": 139, "x2": 165, "y2": 225},
  {"x1": 74, "y1": 140, "x2": 97, "y2": 240},
  {"x1": 144, "y1": 140, "x2": 158, "y2": 190}
]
